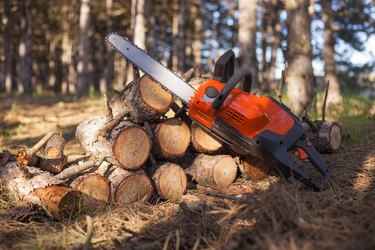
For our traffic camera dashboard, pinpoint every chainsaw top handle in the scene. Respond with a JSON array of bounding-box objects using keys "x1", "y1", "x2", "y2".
[{"x1": 212, "y1": 67, "x2": 252, "y2": 110}]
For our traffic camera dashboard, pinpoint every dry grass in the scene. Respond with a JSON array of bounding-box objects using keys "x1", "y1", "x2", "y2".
[{"x1": 0, "y1": 96, "x2": 374, "y2": 249}]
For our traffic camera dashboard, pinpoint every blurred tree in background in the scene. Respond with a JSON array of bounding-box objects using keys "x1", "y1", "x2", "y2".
[{"x1": 0, "y1": 0, "x2": 374, "y2": 112}]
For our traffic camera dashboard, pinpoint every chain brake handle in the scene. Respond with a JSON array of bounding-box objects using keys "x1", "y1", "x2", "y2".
[{"x1": 212, "y1": 67, "x2": 252, "y2": 110}]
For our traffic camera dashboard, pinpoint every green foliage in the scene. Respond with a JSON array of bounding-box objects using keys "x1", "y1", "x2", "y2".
[{"x1": 331, "y1": 93, "x2": 374, "y2": 143}]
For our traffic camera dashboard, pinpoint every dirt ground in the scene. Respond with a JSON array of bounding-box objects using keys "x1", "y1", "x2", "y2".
[{"x1": 0, "y1": 95, "x2": 374, "y2": 250}]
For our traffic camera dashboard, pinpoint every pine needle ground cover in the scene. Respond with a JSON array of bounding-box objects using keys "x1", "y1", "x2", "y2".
[{"x1": 0, "y1": 95, "x2": 374, "y2": 250}]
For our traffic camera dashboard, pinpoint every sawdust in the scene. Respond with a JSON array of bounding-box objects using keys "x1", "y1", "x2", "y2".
[{"x1": 0, "y1": 96, "x2": 374, "y2": 249}]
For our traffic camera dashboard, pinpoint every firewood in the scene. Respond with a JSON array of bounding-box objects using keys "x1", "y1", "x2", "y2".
[
  {"x1": 152, "y1": 163, "x2": 187, "y2": 200},
  {"x1": 0, "y1": 150, "x2": 12, "y2": 166},
  {"x1": 152, "y1": 118, "x2": 190, "y2": 159},
  {"x1": 185, "y1": 154, "x2": 237, "y2": 189},
  {"x1": 239, "y1": 155, "x2": 271, "y2": 181},
  {"x1": 76, "y1": 116, "x2": 151, "y2": 170},
  {"x1": 304, "y1": 121, "x2": 342, "y2": 153},
  {"x1": 0, "y1": 162, "x2": 81, "y2": 218},
  {"x1": 109, "y1": 75, "x2": 173, "y2": 123},
  {"x1": 107, "y1": 167, "x2": 153, "y2": 205},
  {"x1": 71, "y1": 173, "x2": 111, "y2": 203},
  {"x1": 32, "y1": 185, "x2": 82, "y2": 218},
  {"x1": 39, "y1": 134, "x2": 66, "y2": 173},
  {"x1": 190, "y1": 122, "x2": 222, "y2": 153},
  {"x1": 27, "y1": 132, "x2": 54, "y2": 156}
]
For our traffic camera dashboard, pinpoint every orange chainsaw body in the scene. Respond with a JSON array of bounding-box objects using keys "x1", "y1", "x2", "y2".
[{"x1": 189, "y1": 79, "x2": 295, "y2": 138}]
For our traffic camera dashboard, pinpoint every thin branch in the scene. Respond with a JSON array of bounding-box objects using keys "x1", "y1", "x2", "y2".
[
  {"x1": 27, "y1": 132, "x2": 54, "y2": 156},
  {"x1": 322, "y1": 80, "x2": 330, "y2": 121},
  {"x1": 55, "y1": 157, "x2": 104, "y2": 180},
  {"x1": 98, "y1": 110, "x2": 129, "y2": 138}
]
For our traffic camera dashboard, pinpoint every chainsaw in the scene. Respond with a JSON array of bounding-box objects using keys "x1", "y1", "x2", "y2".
[{"x1": 106, "y1": 33, "x2": 332, "y2": 191}]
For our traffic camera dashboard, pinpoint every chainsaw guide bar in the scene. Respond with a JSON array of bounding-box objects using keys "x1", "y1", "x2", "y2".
[{"x1": 106, "y1": 33, "x2": 196, "y2": 104}]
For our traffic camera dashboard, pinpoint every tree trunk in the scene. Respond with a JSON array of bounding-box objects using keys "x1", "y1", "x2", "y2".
[
  {"x1": 152, "y1": 118, "x2": 191, "y2": 159},
  {"x1": 322, "y1": 0, "x2": 342, "y2": 106},
  {"x1": 1, "y1": 0, "x2": 12, "y2": 93},
  {"x1": 0, "y1": 162, "x2": 81, "y2": 218},
  {"x1": 17, "y1": 0, "x2": 33, "y2": 94},
  {"x1": 152, "y1": 162, "x2": 187, "y2": 200},
  {"x1": 76, "y1": 116, "x2": 151, "y2": 170},
  {"x1": 190, "y1": 122, "x2": 222, "y2": 153},
  {"x1": 77, "y1": 0, "x2": 92, "y2": 98},
  {"x1": 285, "y1": 0, "x2": 314, "y2": 116},
  {"x1": 263, "y1": 0, "x2": 283, "y2": 91},
  {"x1": 238, "y1": 0, "x2": 259, "y2": 89},
  {"x1": 191, "y1": 0, "x2": 202, "y2": 67},
  {"x1": 109, "y1": 75, "x2": 173, "y2": 123},
  {"x1": 107, "y1": 167, "x2": 153, "y2": 205},
  {"x1": 186, "y1": 154, "x2": 237, "y2": 189},
  {"x1": 101, "y1": 0, "x2": 114, "y2": 94}
]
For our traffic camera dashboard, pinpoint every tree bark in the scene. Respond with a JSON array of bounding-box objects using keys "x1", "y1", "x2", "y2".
[
  {"x1": 152, "y1": 162, "x2": 187, "y2": 200},
  {"x1": 152, "y1": 118, "x2": 190, "y2": 159},
  {"x1": 107, "y1": 167, "x2": 153, "y2": 205},
  {"x1": 238, "y1": 0, "x2": 259, "y2": 89},
  {"x1": 109, "y1": 75, "x2": 173, "y2": 123},
  {"x1": 285, "y1": 0, "x2": 314, "y2": 116},
  {"x1": 0, "y1": 162, "x2": 81, "y2": 218},
  {"x1": 76, "y1": 116, "x2": 151, "y2": 170},
  {"x1": 186, "y1": 154, "x2": 237, "y2": 189},
  {"x1": 77, "y1": 0, "x2": 92, "y2": 98},
  {"x1": 322, "y1": 0, "x2": 342, "y2": 106},
  {"x1": 17, "y1": 0, "x2": 33, "y2": 94},
  {"x1": 303, "y1": 121, "x2": 342, "y2": 153},
  {"x1": 1, "y1": 0, "x2": 12, "y2": 93},
  {"x1": 190, "y1": 122, "x2": 222, "y2": 153}
]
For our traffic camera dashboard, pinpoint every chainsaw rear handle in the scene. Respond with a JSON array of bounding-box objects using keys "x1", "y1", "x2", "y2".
[
  {"x1": 272, "y1": 138, "x2": 332, "y2": 191},
  {"x1": 212, "y1": 67, "x2": 252, "y2": 110}
]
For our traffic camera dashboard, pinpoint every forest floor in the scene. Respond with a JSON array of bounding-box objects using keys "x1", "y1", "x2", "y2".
[{"x1": 0, "y1": 94, "x2": 374, "y2": 250}]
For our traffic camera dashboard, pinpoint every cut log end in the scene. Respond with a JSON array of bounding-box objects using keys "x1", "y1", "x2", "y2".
[
  {"x1": 240, "y1": 155, "x2": 270, "y2": 181},
  {"x1": 112, "y1": 126, "x2": 151, "y2": 169},
  {"x1": 71, "y1": 173, "x2": 111, "y2": 203},
  {"x1": 152, "y1": 163, "x2": 187, "y2": 200},
  {"x1": 114, "y1": 173, "x2": 153, "y2": 205},
  {"x1": 212, "y1": 156, "x2": 238, "y2": 189},
  {"x1": 155, "y1": 118, "x2": 190, "y2": 159},
  {"x1": 191, "y1": 122, "x2": 222, "y2": 153},
  {"x1": 328, "y1": 123, "x2": 342, "y2": 151},
  {"x1": 139, "y1": 76, "x2": 173, "y2": 112},
  {"x1": 187, "y1": 154, "x2": 237, "y2": 189}
]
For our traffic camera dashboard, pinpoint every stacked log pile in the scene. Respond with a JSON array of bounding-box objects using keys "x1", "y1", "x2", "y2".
[{"x1": 0, "y1": 69, "x2": 264, "y2": 219}]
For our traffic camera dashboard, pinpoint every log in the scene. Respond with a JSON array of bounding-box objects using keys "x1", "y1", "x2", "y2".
[
  {"x1": 107, "y1": 167, "x2": 153, "y2": 205},
  {"x1": 39, "y1": 134, "x2": 66, "y2": 173},
  {"x1": 185, "y1": 154, "x2": 237, "y2": 189},
  {"x1": 71, "y1": 173, "x2": 111, "y2": 203},
  {"x1": 152, "y1": 163, "x2": 187, "y2": 200},
  {"x1": 76, "y1": 116, "x2": 151, "y2": 170},
  {"x1": 110, "y1": 75, "x2": 174, "y2": 123},
  {"x1": 190, "y1": 122, "x2": 222, "y2": 153},
  {"x1": 153, "y1": 118, "x2": 190, "y2": 159},
  {"x1": 303, "y1": 120, "x2": 342, "y2": 153},
  {"x1": 0, "y1": 162, "x2": 81, "y2": 218},
  {"x1": 239, "y1": 155, "x2": 271, "y2": 181}
]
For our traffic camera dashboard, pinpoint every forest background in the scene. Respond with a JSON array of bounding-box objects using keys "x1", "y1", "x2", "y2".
[{"x1": 0, "y1": 0, "x2": 374, "y2": 116}]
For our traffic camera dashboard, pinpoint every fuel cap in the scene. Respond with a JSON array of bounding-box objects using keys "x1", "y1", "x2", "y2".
[{"x1": 205, "y1": 86, "x2": 219, "y2": 98}]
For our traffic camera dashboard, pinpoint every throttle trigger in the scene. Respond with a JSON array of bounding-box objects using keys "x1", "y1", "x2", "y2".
[{"x1": 296, "y1": 147, "x2": 308, "y2": 160}]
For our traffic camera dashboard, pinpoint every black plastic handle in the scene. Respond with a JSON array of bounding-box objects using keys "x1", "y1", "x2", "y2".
[
  {"x1": 212, "y1": 49, "x2": 235, "y2": 83},
  {"x1": 212, "y1": 68, "x2": 252, "y2": 110}
]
